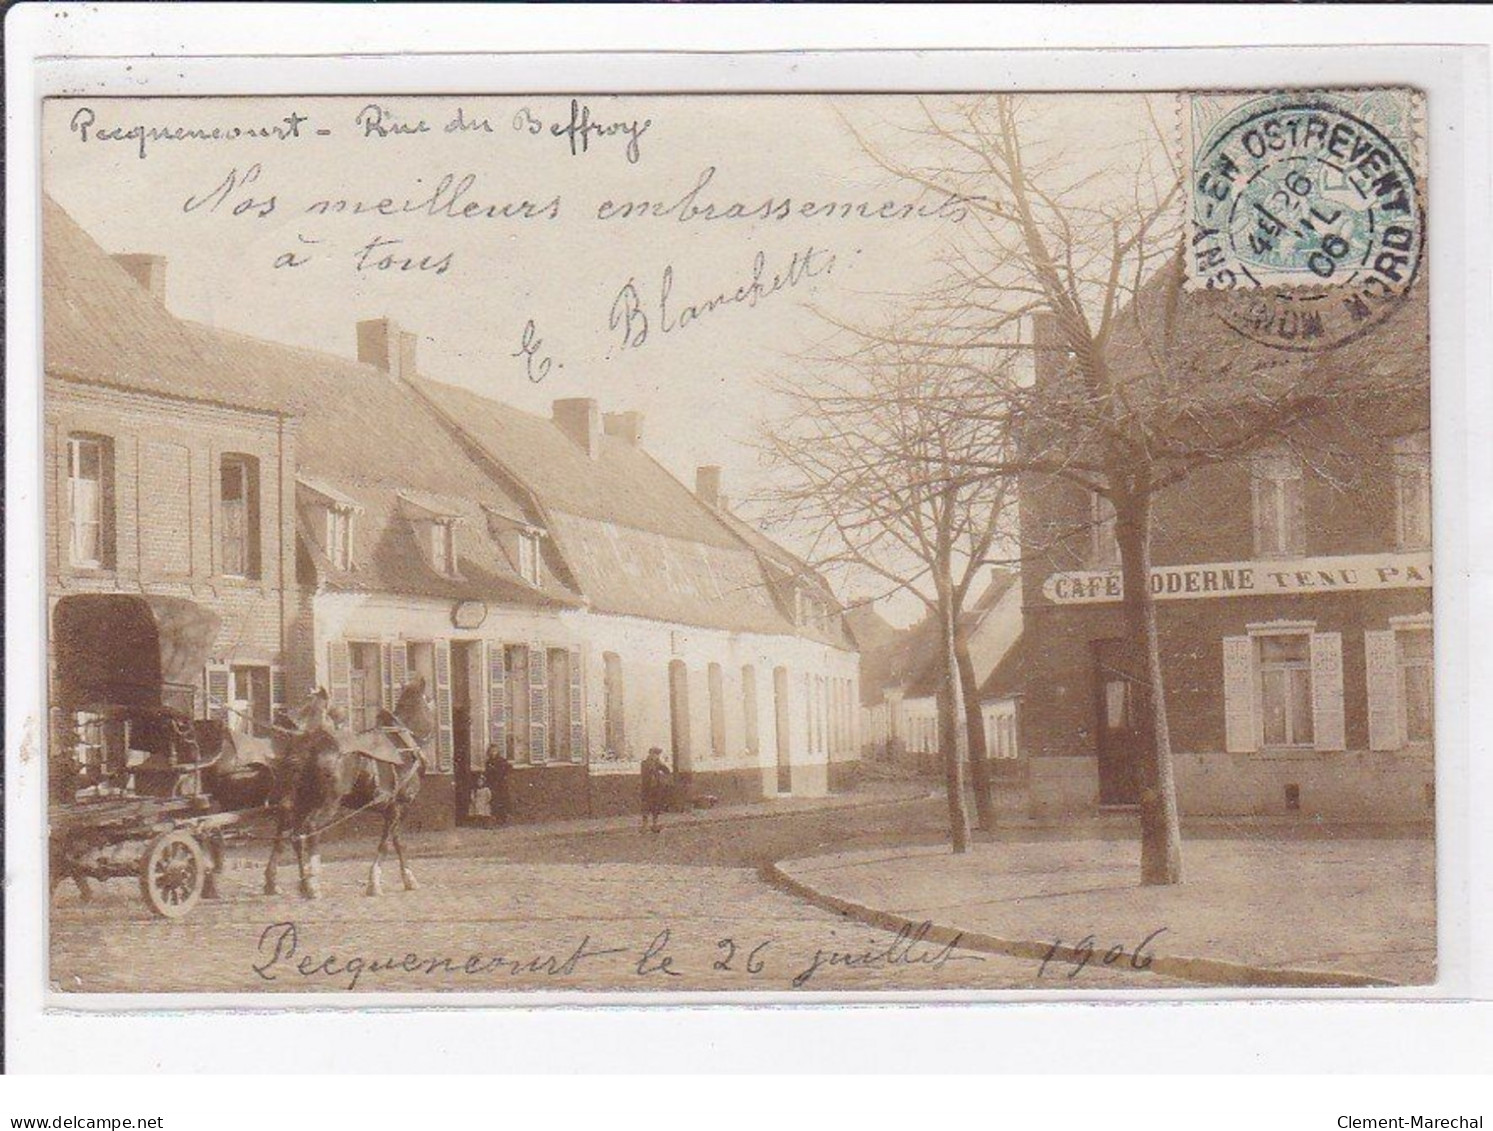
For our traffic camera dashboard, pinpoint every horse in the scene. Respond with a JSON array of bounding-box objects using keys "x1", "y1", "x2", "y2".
[{"x1": 264, "y1": 677, "x2": 434, "y2": 900}]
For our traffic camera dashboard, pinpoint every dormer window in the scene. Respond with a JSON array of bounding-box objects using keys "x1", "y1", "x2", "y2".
[
  {"x1": 298, "y1": 476, "x2": 363, "y2": 573},
  {"x1": 518, "y1": 530, "x2": 541, "y2": 586},
  {"x1": 327, "y1": 507, "x2": 354, "y2": 570},
  {"x1": 431, "y1": 520, "x2": 457, "y2": 576}
]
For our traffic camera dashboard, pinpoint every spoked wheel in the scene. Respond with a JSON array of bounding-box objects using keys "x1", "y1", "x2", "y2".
[{"x1": 140, "y1": 830, "x2": 206, "y2": 919}]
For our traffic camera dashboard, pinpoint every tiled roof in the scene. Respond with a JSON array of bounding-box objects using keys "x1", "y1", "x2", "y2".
[
  {"x1": 43, "y1": 197, "x2": 286, "y2": 415},
  {"x1": 872, "y1": 571, "x2": 1022, "y2": 700},
  {"x1": 412, "y1": 378, "x2": 743, "y2": 549},
  {"x1": 412, "y1": 377, "x2": 855, "y2": 642}
]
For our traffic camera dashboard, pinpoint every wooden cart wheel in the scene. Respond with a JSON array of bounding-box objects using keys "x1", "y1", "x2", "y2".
[{"x1": 139, "y1": 830, "x2": 206, "y2": 919}]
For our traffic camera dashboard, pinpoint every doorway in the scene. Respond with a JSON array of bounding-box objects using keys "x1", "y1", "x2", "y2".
[
  {"x1": 450, "y1": 641, "x2": 479, "y2": 824},
  {"x1": 1092, "y1": 639, "x2": 1143, "y2": 806}
]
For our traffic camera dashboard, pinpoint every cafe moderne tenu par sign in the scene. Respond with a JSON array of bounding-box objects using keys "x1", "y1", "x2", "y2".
[{"x1": 1042, "y1": 551, "x2": 1433, "y2": 605}]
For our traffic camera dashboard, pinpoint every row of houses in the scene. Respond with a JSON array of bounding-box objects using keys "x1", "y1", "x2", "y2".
[
  {"x1": 861, "y1": 299, "x2": 1434, "y2": 823},
  {"x1": 44, "y1": 196, "x2": 862, "y2": 829}
]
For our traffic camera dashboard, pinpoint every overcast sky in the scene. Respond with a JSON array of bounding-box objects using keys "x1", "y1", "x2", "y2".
[{"x1": 44, "y1": 93, "x2": 1159, "y2": 626}]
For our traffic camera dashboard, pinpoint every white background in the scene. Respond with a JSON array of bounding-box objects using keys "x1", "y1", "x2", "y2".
[{"x1": 6, "y1": 2, "x2": 1493, "y2": 1095}]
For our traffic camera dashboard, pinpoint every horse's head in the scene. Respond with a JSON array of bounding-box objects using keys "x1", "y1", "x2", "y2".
[{"x1": 393, "y1": 675, "x2": 436, "y2": 748}]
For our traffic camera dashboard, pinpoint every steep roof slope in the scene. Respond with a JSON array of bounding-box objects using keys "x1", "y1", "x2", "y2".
[
  {"x1": 412, "y1": 377, "x2": 855, "y2": 642},
  {"x1": 43, "y1": 197, "x2": 284, "y2": 414}
]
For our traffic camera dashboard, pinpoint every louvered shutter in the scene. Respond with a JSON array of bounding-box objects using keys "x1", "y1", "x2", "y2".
[
  {"x1": 204, "y1": 664, "x2": 230, "y2": 725},
  {"x1": 389, "y1": 642, "x2": 408, "y2": 702},
  {"x1": 1310, "y1": 632, "x2": 1346, "y2": 751},
  {"x1": 1222, "y1": 636, "x2": 1256, "y2": 753},
  {"x1": 529, "y1": 642, "x2": 548, "y2": 764},
  {"x1": 433, "y1": 639, "x2": 454, "y2": 773},
  {"x1": 488, "y1": 643, "x2": 508, "y2": 762},
  {"x1": 380, "y1": 642, "x2": 394, "y2": 710},
  {"x1": 569, "y1": 646, "x2": 585, "y2": 763},
  {"x1": 327, "y1": 640, "x2": 351, "y2": 722},
  {"x1": 270, "y1": 665, "x2": 287, "y2": 729},
  {"x1": 1365, "y1": 630, "x2": 1401, "y2": 751}
]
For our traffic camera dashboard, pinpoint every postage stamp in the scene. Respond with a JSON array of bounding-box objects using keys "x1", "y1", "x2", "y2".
[{"x1": 1185, "y1": 88, "x2": 1425, "y2": 351}]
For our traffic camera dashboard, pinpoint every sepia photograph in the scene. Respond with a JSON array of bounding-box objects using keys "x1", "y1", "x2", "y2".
[{"x1": 38, "y1": 85, "x2": 1434, "y2": 997}]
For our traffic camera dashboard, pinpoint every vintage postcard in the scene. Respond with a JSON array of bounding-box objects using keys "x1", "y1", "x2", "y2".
[{"x1": 39, "y1": 88, "x2": 1434, "y2": 997}]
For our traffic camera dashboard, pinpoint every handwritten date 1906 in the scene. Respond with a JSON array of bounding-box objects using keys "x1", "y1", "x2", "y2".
[{"x1": 1038, "y1": 928, "x2": 1168, "y2": 979}]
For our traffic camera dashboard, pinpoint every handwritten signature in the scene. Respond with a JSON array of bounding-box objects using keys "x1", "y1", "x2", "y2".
[{"x1": 609, "y1": 245, "x2": 837, "y2": 352}]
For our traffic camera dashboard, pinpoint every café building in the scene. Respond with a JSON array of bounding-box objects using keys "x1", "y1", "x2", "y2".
[{"x1": 1014, "y1": 308, "x2": 1433, "y2": 821}]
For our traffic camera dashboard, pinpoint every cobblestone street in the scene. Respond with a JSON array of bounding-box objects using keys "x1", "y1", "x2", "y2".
[{"x1": 51, "y1": 795, "x2": 1186, "y2": 994}]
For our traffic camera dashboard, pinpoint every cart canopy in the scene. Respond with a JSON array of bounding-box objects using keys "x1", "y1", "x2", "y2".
[{"x1": 53, "y1": 594, "x2": 222, "y2": 709}]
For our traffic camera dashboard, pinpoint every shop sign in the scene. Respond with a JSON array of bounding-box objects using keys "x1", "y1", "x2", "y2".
[
  {"x1": 452, "y1": 600, "x2": 488, "y2": 629},
  {"x1": 1042, "y1": 551, "x2": 1432, "y2": 605}
]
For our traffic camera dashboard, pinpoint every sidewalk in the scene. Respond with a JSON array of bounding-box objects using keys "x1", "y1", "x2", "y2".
[
  {"x1": 770, "y1": 833, "x2": 1435, "y2": 987},
  {"x1": 319, "y1": 778, "x2": 932, "y2": 860}
]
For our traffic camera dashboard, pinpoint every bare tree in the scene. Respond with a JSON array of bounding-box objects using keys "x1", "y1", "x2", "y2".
[
  {"x1": 758, "y1": 336, "x2": 1018, "y2": 848},
  {"x1": 840, "y1": 94, "x2": 1428, "y2": 885}
]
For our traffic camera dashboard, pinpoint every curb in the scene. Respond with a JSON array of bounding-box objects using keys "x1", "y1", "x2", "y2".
[{"x1": 763, "y1": 860, "x2": 1399, "y2": 990}]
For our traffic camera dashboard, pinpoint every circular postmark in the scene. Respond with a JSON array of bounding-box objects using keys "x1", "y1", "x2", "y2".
[{"x1": 1189, "y1": 97, "x2": 1423, "y2": 352}]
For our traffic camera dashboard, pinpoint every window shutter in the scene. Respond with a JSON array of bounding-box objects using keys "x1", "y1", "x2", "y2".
[
  {"x1": 1222, "y1": 636, "x2": 1256, "y2": 753},
  {"x1": 389, "y1": 642, "x2": 408, "y2": 700},
  {"x1": 432, "y1": 639, "x2": 454, "y2": 772},
  {"x1": 326, "y1": 641, "x2": 351, "y2": 722},
  {"x1": 529, "y1": 642, "x2": 549, "y2": 764},
  {"x1": 487, "y1": 642, "x2": 509, "y2": 762},
  {"x1": 1365, "y1": 630, "x2": 1402, "y2": 751},
  {"x1": 1310, "y1": 632, "x2": 1346, "y2": 751},
  {"x1": 204, "y1": 664, "x2": 231, "y2": 725},
  {"x1": 569, "y1": 645, "x2": 585, "y2": 764},
  {"x1": 270, "y1": 665, "x2": 287, "y2": 726},
  {"x1": 380, "y1": 642, "x2": 394, "y2": 710}
]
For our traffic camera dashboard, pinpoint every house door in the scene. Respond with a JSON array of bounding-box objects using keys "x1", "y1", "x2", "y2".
[
  {"x1": 773, "y1": 666, "x2": 792, "y2": 794},
  {"x1": 1093, "y1": 640, "x2": 1143, "y2": 806},
  {"x1": 450, "y1": 641, "x2": 477, "y2": 823}
]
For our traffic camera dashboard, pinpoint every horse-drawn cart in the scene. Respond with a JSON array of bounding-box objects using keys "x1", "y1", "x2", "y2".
[{"x1": 49, "y1": 594, "x2": 269, "y2": 919}]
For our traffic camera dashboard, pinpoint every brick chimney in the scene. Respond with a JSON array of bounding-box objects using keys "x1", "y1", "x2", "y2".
[
  {"x1": 112, "y1": 254, "x2": 167, "y2": 304},
  {"x1": 695, "y1": 466, "x2": 723, "y2": 509},
  {"x1": 357, "y1": 318, "x2": 419, "y2": 380},
  {"x1": 603, "y1": 410, "x2": 644, "y2": 447},
  {"x1": 552, "y1": 398, "x2": 601, "y2": 459}
]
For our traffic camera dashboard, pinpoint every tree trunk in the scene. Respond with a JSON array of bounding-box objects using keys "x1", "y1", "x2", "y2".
[
  {"x1": 1113, "y1": 484, "x2": 1183, "y2": 885},
  {"x1": 955, "y1": 628, "x2": 996, "y2": 831},
  {"x1": 936, "y1": 584, "x2": 973, "y2": 854}
]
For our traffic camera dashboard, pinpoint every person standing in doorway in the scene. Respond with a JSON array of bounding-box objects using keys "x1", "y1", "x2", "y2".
[
  {"x1": 484, "y1": 742, "x2": 512, "y2": 828},
  {"x1": 640, "y1": 746, "x2": 671, "y2": 834}
]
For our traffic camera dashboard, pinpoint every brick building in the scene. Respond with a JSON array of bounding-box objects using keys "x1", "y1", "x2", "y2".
[
  {"x1": 43, "y1": 198, "x2": 305, "y2": 767},
  {"x1": 1009, "y1": 303, "x2": 1433, "y2": 821}
]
